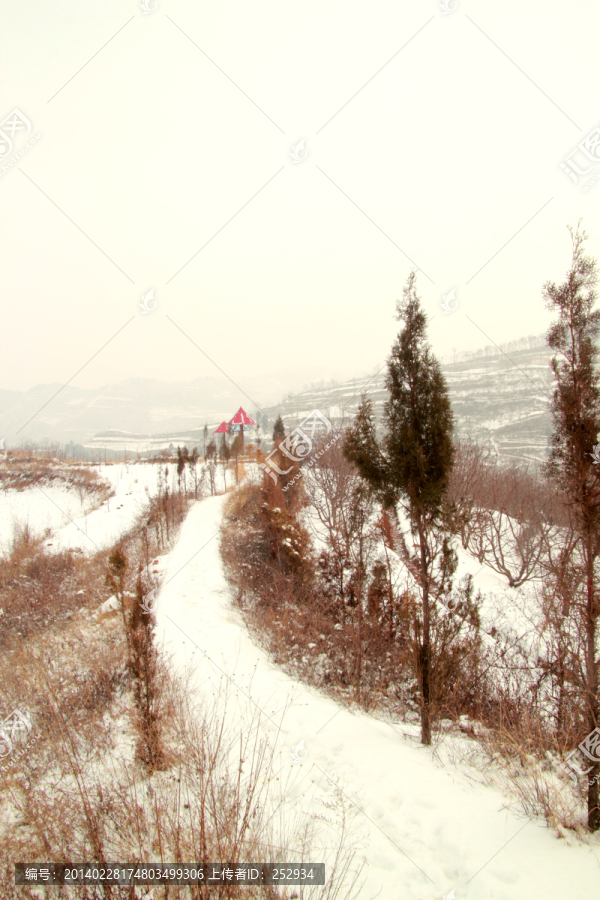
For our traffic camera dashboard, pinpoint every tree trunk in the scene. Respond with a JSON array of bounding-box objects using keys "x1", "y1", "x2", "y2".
[
  {"x1": 585, "y1": 534, "x2": 600, "y2": 831},
  {"x1": 355, "y1": 532, "x2": 364, "y2": 700},
  {"x1": 164, "y1": 486, "x2": 169, "y2": 542},
  {"x1": 417, "y1": 514, "x2": 432, "y2": 745},
  {"x1": 356, "y1": 584, "x2": 362, "y2": 699},
  {"x1": 556, "y1": 650, "x2": 565, "y2": 737}
]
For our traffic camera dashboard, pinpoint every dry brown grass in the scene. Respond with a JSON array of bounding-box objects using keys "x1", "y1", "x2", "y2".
[
  {"x1": 0, "y1": 527, "x2": 109, "y2": 649},
  {"x1": 0, "y1": 465, "x2": 362, "y2": 900},
  {"x1": 0, "y1": 457, "x2": 112, "y2": 503},
  {"x1": 436, "y1": 720, "x2": 588, "y2": 836},
  {"x1": 220, "y1": 481, "x2": 416, "y2": 716},
  {"x1": 0, "y1": 620, "x2": 361, "y2": 900}
]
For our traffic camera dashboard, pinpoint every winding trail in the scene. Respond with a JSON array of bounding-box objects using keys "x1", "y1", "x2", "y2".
[{"x1": 155, "y1": 495, "x2": 600, "y2": 900}]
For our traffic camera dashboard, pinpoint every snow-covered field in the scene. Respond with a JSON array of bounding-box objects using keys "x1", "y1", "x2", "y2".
[
  {"x1": 155, "y1": 495, "x2": 600, "y2": 900},
  {"x1": 0, "y1": 462, "x2": 164, "y2": 555},
  {"x1": 0, "y1": 482, "x2": 88, "y2": 554}
]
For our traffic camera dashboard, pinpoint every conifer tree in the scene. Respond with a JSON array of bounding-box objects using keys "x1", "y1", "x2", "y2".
[
  {"x1": 176, "y1": 446, "x2": 185, "y2": 493},
  {"x1": 544, "y1": 224, "x2": 600, "y2": 831},
  {"x1": 188, "y1": 447, "x2": 200, "y2": 498},
  {"x1": 219, "y1": 434, "x2": 231, "y2": 489},
  {"x1": 205, "y1": 439, "x2": 218, "y2": 495},
  {"x1": 231, "y1": 433, "x2": 243, "y2": 457},
  {"x1": 344, "y1": 270, "x2": 455, "y2": 744},
  {"x1": 273, "y1": 415, "x2": 285, "y2": 441}
]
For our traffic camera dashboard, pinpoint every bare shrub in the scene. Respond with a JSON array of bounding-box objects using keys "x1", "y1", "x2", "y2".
[
  {"x1": 0, "y1": 538, "x2": 107, "y2": 649},
  {"x1": 447, "y1": 445, "x2": 558, "y2": 587},
  {"x1": 0, "y1": 489, "x2": 362, "y2": 900},
  {"x1": 129, "y1": 570, "x2": 167, "y2": 771},
  {"x1": 223, "y1": 454, "x2": 485, "y2": 730},
  {"x1": 1, "y1": 654, "x2": 361, "y2": 899}
]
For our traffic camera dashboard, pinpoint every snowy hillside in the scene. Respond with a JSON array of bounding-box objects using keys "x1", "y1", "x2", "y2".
[
  {"x1": 79, "y1": 336, "x2": 554, "y2": 465},
  {"x1": 262, "y1": 338, "x2": 554, "y2": 465}
]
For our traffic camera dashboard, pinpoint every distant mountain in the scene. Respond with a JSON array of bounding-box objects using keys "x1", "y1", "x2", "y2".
[
  {"x1": 2, "y1": 335, "x2": 556, "y2": 464},
  {"x1": 0, "y1": 375, "x2": 276, "y2": 448}
]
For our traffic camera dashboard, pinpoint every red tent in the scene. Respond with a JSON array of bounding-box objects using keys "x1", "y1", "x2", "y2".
[
  {"x1": 228, "y1": 408, "x2": 256, "y2": 452},
  {"x1": 229, "y1": 408, "x2": 256, "y2": 427}
]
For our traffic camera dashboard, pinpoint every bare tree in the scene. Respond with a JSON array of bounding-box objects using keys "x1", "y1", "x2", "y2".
[
  {"x1": 467, "y1": 464, "x2": 554, "y2": 587},
  {"x1": 304, "y1": 435, "x2": 376, "y2": 695}
]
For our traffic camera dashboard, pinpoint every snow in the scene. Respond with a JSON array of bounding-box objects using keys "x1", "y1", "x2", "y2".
[
  {"x1": 97, "y1": 594, "x2": 120, "y2": 615},
  {"x1": 0, "y1": 462, "x2": 167, "y2": 556},
  {"x1": 50, "y1": 462, "x2": 163, "y2": 553},
  {"x1": 155, "y1": 495, "x2": 600, "y2": 899},
  {"x1": 0, "y1": 483, "x2": 89, "y2": 553}
]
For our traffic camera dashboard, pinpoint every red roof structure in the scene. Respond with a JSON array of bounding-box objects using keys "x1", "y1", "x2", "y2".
[
  {"x1": 214, "y1": 421, "x2": 229, "y2": 434},
  {"x1": 229, "y1": 407, "x2": 256, "y2": 426},
  {"x1": 227, "y1": 407, "x2": 256, "y2": 453}
]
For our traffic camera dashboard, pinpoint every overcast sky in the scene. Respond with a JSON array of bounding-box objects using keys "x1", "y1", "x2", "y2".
[{"x1": 2, "y1": 0, "x2": 600, "y2": 408}]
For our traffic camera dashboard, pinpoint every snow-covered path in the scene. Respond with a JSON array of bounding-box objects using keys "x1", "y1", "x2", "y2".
[{"x1": 155, "y1": 496, "x2": 600, "y2": 900}]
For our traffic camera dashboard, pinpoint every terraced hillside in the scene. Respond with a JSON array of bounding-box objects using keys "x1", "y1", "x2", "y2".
[{"x1": 262, "y1": 338, "x2": 554, "y2": 464}]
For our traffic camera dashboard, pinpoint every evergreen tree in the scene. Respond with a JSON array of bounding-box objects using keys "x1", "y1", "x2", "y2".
[
  {"x1": 205, "y1": 439, "x2": 218, "y2": 495},
  {"x1": 188, "y1": 447, "x2": 200, "y2": 498},
  {"x1": 544, "y1": 224, "x2": 600, "y2": 831},
  {"x1": 344, "y1": 270, "x2": 455, "y2": 744},
  {"x1": 231, "y1": 433, "x2": 243, "y2": 485},
  {"x1": 176, "y1": 446, "x2": 185, "y2": 493},
  {"x1": 273, "y1": 415, "x2": 285, "y2": 441},
  {"x1": 219, "y1": 434, "x2": 231, "y2": 461},
  {"x1": 219, "y1": 434, "x2": 231, "y2": 489},
  {"x1": 231, "y1": 433, "x2": 243, "y2": 457}
]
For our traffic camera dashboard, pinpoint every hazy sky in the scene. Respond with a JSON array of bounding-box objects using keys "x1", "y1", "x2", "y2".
[{"x1": 2, "y1": 0, "x2": 600, "y2": 409}]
